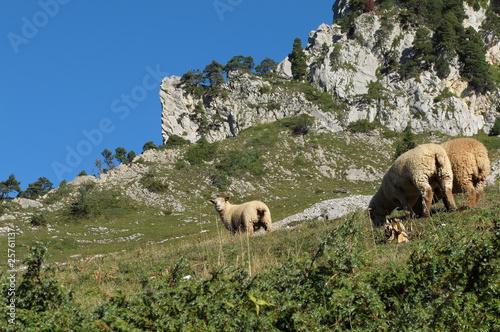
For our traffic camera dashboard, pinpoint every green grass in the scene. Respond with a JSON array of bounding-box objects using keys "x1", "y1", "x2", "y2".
[
  {"x1": 2, "y1": 119, "x2": 499, "y2": 270},
  {"x1": 1, "y1": 181, "x2": 498, "y2": 330}
]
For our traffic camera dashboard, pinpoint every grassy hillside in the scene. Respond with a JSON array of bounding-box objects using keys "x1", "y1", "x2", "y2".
[
  {"x1": 1, "y1": 117, "x2": 499, "y2": 329},
  {"x1": 1, "y1": 178, "x2": 499, "y2": 330},
  {"x1": 1, "y1": 118, "x2": 484, "y2": 266},
  {"x1": 1, "y1": 118, "x2": 499, "y2": 266}
]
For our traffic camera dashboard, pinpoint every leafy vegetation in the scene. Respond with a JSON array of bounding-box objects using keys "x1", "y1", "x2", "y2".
[
  {"x1": 67, "y1": 182, "x2": 130, "y2": 220},
  {"x1": 290, "y1": 38, "x2": 308, "y2": 80},
  {"x1": 0, "y1": 174, "x2": 21, "y2": 200},
  {"x1": 2, "y1": 186, "x2": 499, "y2": 330},
  {"x1": 161, "y1": 134, "x2": 190, "y2": 148},
  {"x1": 491, "y1": 117, "x2": 500, "y2": 136},
  {"x1": 347, "y1": 119, "x2": 378, "y2": 132},
  {"x1": 393, "y1": 123, "x2": 417, "y2": 160},
  {"x1": 185, "y1": 137, "x2": 219, "y2": 165},
  {"x1": 139, "y1": 169, "x2": 169, "y2": 194},
  {"x1": 212, "y1": 150, "x2": 264, "y2": 190}
]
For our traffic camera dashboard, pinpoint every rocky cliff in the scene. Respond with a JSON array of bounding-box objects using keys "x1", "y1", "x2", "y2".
[{"x1": 160, "y1": 0, "x2": 499, "y2": 143}]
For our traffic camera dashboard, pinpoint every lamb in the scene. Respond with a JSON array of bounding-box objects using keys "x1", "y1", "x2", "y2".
[
  {"x1": 368, "y1": 143, "x2": 456, "y2": 227},
  {"x1": 208, "y1": 197, "x2": 272, "y2": 235},
  {"x1": 432, "y1": 138, "x2": 490, "y2": 208}
]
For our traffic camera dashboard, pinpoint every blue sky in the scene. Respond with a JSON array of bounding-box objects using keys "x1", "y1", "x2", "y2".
[{"x1": 0, "y1": 0, "x2": 334, "y2": 193}]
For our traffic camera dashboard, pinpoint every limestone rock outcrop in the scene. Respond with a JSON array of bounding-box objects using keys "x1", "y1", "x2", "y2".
[{"x1": 160, "y1": 0, "x2": 500, "y2": 144}]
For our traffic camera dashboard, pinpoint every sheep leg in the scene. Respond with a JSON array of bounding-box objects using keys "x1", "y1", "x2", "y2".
[
  {"x1": 420, "y1": 185, "x2": 434, "y2": 218},
  {"x1": 463, "y1": 183, "x2": 477, "y2": 208},
  {"x1": 440, "y1": 181, "x2": 457, "y2": 211},
  {"x1": 245, "y1": 219, "x2": 254, "y2": 236},
  {"x1": 473, "y1": 182, "x2": 485, "y2": 207}
]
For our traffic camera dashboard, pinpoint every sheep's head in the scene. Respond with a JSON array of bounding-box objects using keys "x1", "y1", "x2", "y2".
[
  {"x1": 368, "y1": 206, "x2": 386, "y2": 228},
  {"x1": 208, "y1": 196, "x2": 230, "y2": 213}
]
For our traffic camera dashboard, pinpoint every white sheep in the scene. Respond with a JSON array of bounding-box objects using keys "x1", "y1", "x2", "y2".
[
  {"x1": 440, "y1": 138, "x2": 490, "y2": 208},
  {"x1": 368, "y1": 143, "x2": 456, "y2": 227},
  {"x1": 208, "y1": 197, "x2": 272, "y2": 235},
  {"x1": 413, "y1": 138, "x2": 491, "y2": 213}
]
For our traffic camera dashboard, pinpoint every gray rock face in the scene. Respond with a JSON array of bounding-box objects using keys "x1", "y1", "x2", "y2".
[
  {"x1": 160, "y1": 1, "x2": 500, "y2": 145},
  {"x1": 160, "y1": 71, "x2": 342, "y2": 144},
  {"x1": 296, "y1": 2, "x2": 499, "y2": 136},
  {"x1": 12, "y1": 198, "x2": 43, "y2": 209}
]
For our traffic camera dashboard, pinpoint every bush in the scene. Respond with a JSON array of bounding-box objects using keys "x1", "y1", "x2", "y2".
[
  {"x1": 68, "y1": 182, "x2": 127, "y2": 219},
  {"x1": 139, "y1": 169, "x2": 169, "y2": 193},
  {"x1": 30, "y1": 211, "x2": 48, "y2": 227},
  {"x1": 143, "y1": 141, "x2": 157, "y2": 152},
  {"x1": 162, "y1": 135, "x2": 190, "y2": 149},
  {"x1": 283, "y1": 115, "x2": 315, "y2": 135},
  {"x1": 347, "y1": 119, "x2": 378, "y2": 133},
  {"x1": 185, "y1": 138, "x2": 218, "y2": 165},
  {"x1": 490, "y1": 117, "x2": 500, "y2": 136},
  {"x1": 393, "y1": 124, "x2": 416, "y2": 160},
  {"x1": 212, "y1": 150, "x2": 264, "y2": 190}
]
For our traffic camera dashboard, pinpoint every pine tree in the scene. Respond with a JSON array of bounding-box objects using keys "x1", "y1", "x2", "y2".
[
  {"x1": 291, "y1": 38, "x2": 307, "y2": 80},
  {"x1": 203, "y1": 61, "x2": 225, "y2": 87},
  {"x1": 413, "y1": 28, "x2": 435, "y2": 70},
  {"x1": 101, "y1": 149, "x2": 115, "y2": 173},
  {"x1": 143, "y1": 141, "x2": 157, "y2": 152},
  {"x1": 436, "y1": 12, "x2": 462, "y2": 57},
  {"x1": 22, "y1": 177, "x2": 53, "y2": 199},
  {"x1": 393, "y1": 124, "x2": 417, "y2": 161},
  {"x1": 225, "y1": 55, "x2": 254, "y2": 73},
  {"x1": 127, "y1": 151, "x2": 136, "y2": 164},
  {"x1": 255, "y1": 58, "x2": 277, "y2": 76},
  {"x1": 0, "y1": 174, "x2": 21, "y2": 200},
  {"x1": 114, "y1": 147, "x2": 128, "y2": 165},
  {"x1": 180, "y1": 69, "x2": 204, "y2": 96},
  {"x1": 458, "y1": 27, "x2": 495, "y2": 94}
]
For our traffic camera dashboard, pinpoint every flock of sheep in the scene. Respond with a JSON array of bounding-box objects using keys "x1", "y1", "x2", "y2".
[{"x1": 209, "y1": 138, "x2": 490, "y2": 236}]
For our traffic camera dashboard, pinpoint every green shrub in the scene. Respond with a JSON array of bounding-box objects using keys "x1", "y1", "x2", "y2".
[
  {"x1": 283, "y1": 115, "x2": 315, "y2": 135},
  {"x1": 212, "y1": 150, "x2": 264, "y2": 190},
  {"x1": 347, "y1": 119, "x2": 378, "y2": 133},
  {"x1": 259, "y1": 85, "x2": 271, "y2": 94},
  {"x1": 139, "y1": 169, "x2": 169, "y2": 193},
  {"x1": 300, "y1": 83, "x2": 337, "y2": 112},
  {"x1": 1, "y1": 214, "x2": 500, "y2": 330},
  {"x1": 393, "y1": 124, "x2": 416, "y2": 160},
  {"x1": 143, "y1": 141, "x2": 157, "y2": 152},
  {"x1": 69, "y1": 185, "x2": 91, "y2": 218},
  {"x1": 30, "y1": 211, "x2": 48, "y2": 227},
  {"x1": 266, "y1": 101, "x2": 281, "y2": 110},
  {"x1": 490, "y1": 117, "x2": 500, "y2": 136},
  {"x1": 68, "y1": 182, "x2": 127, "y2": 219},
  {"x1": 162, "y1": 135, "x2": 190, "y2": 149},
  {"x1": 185, "y1": 138, "x2": 218, "y2": 165}
]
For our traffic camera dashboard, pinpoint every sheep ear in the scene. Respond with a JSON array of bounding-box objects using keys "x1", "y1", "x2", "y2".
[
  {"x1": 208, "y1": 200, "x2": 215, "y2": 204},
  {"x1": 225, "y1": 196, "x2": 230, "y2": 202}
]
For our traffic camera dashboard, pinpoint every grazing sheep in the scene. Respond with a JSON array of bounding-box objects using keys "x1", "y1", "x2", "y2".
[
  {"x1": 208, "y1": 197, "x2": 272, "y2": 235},
  {"x1": 368, "y1": 144, "x2": 456, "y2": 227},
  {"x1": 435, "y1": 138, "x2": 490, "y2": 208}
]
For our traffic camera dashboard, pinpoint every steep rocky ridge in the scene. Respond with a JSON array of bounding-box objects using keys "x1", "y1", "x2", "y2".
[{"x1": 161, "y1": 0, "x2": 500, "y2": 143}]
